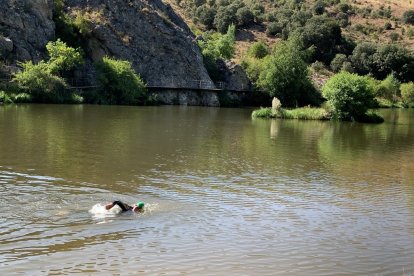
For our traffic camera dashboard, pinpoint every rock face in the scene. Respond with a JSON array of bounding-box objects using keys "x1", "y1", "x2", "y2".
[
  {"x1": 0, "y1": 0, "x2": 220, "y2": 106},
  {"x1": 65, "y1": 0, "x2": 214, "y2": 89},
  {"x1": 0, "y1": 0, "x2": 55, "y2": 62},
  {"x1": 216, "y1": 60, "x2": 252, "y2": 91}
]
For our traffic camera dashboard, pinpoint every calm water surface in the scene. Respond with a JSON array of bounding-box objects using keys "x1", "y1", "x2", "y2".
[{"x1": 0, "y1": 104, "x2": 414, "y2": 275}]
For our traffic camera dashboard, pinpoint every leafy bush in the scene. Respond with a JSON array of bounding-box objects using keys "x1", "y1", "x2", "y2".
[
  {"x1": 384, "y1": 22, "x2": 392, "y2": 30},
  {"x1": 198, "y1": 25, "x2": 236, "y2": 79},
  {"x1": 12, "y1": 39, "x2": 83, "y2": 102},
  {"x1": 400, "y1": 82, "x2": 414, "y2": 106},
  {"x1": 257, "y1": 37, "x2": 320, "y2": 107},
  {"x1": 214, "y1": 5, "x2": 237, "y2": 33},
  {"x1": 322, "y1": 71, "x2": 376, "y2": 121},
  {"x1": 313, "y1": 1, "x2": 325, "y2": 15},
  {"x1": 13, "y1": 61, "x2": 66, "y2": 96},
  {"x1": 195, "y1": 5, "x2": 216, "y2": 28},
  {"x1": 330, "y1": 53, "x2": 348, "y2": 72},
  {"x1": 95, "y1": 57, "x2": 146, "y2": 105},
  {"x1": 236, "y1": 7, "x2": 254, "y2": 27},
  {"x1": 266, "y1": 22, "x2": 284, "y2": 37},
  {"x1": 402, "y1": 10, "x2": 414, "y2": 25},
  {"x1": 376, "y1": 74, "x2": 400, "y2": 103},
  {"x1": 0, "y1": 91, "x2": 13, "y2": 104},
  {"x1": 247, "y1": 41, "x2": 269, "y2": 59},
  {"x1": 46, "y1": 39, "x2": 83, "y2": 73},
  {"x1": 390, "y1": 32, "x2": 400, "y2": 42}
]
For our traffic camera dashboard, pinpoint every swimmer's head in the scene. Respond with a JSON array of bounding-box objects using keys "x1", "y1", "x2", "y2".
[{"x1": 133, "y1": 201, "x2": 145, "y2": 212}]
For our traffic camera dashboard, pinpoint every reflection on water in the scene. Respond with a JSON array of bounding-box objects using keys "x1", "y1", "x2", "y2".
[{"x1": 1, "y1": 105, "x2": 414, "y2": 275}]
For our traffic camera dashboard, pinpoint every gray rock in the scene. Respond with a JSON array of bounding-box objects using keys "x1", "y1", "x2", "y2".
[
  {"x1": 0, "y1": 0, "x2": 55, "y2": 62},
  {"x1": 66, "y1": 0, "x2": 213, "y2": 89},
  {"x1": 216, "y1": 60, "x2": 252, "y2": 91}
]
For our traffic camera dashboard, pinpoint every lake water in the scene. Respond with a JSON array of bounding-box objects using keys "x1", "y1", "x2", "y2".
[{"x1": 1, "y1": 104, "x2": 414, "y2": 275}]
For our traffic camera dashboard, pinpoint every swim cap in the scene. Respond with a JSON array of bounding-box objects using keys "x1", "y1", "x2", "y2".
[{"x1": 136, "y1": 202, "x2": 145, "y2": 209}]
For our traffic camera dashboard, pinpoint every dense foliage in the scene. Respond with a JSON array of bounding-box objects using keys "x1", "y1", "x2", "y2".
[
  {"x1": 322, "y1": 71, "x2": 376, "y2": 121},
  {"x1": 13, "y1": 39, "x2": 83, "y2": 103},
  {"x1": 350, "y1": 43, "x2": 414, "y2": 82},
  {"x1": 256, "y1": 37, "x2": 320, "y2": 107},
  {"x1": 94, "y1": 57, "x2": 146, "y2": 105},
  {"x1": 197, "y1": 25, "x2": 236, "y2": 79}
]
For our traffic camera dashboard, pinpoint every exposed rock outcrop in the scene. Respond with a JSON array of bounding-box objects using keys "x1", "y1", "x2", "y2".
[
  {"x1": 216, "y1": 60, "x2": 252, "y2": 91},
  {"x1": 65, "y1": 0, "x2": 214, "y2": 89},
  {"x1": 0, "y1": 0, "x2": 55, "y2": 62}
]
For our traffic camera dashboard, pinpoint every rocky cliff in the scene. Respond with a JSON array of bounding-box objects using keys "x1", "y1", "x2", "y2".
[
  {"x1": 0, "y1": 0, "x2": 215, "y2": 93},
  {"x1": 0, "y1": 0, "x2": 55, "y2": 63}
]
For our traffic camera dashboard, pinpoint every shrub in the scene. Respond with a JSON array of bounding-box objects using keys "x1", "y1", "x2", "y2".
[
  {"x1": 384, "y1": 22, "x2": 392, "y2": 30},
  {"x1": 266, "y1": 22, "x2": 284, "y2": 37},
  {"x1": 400, "y1": 82, "x2": 414, "y2": 106},
  {"x1": 402, "y1": 10, "x2": 414, "y2": 25},
  {"x1": 13, "y1": 61, "x2": 67, "y2": 98},
  {"x1": 214, "y1": 5, "x2": 237, "y2": 33},
  {"x1": 337, "y1": 3, "x2": 350, "y2": 13},
  {"x1": 198, "y1": 25, "x2": 236, "y2": 79},
  {"x1": 12, "y1": 39, "x2": 83, "y2": 103},
  {"x1": 0, "y1": 91, "x2": 13, "y2": 104},
  {"x1": 95, "y1": 57, "x2": 146, "y2": 105},
  {"x1": 322, "y1": 71, "x2": 376, "y2": 121},
  {"x1": 200, "y1": 25, "x2": 235, "y2": 58},
  {"x1": 236, "y1": 7, "x2": 254, "y2": 27},
  {"x1": 407, "y1": 28, "x2": 414, "y2": 38},
  {"x1": 390, "y1": 32, "x2": 400, "y2": 42},
  {"x1": 195, "y1": 5, "x2": 216, "y2": 29},
  {"x1": 313, "y1": 1, "x2": 325, "y2": 15},
  {"x1": 46, "y1": 39, "x2": 83, "y2": 73},
  {"x1": 330, "y1": 53, "x2": 348, "y2": 72},
  {"x1": 247, "y1": 41, "x2": 269, "y2": 59},
  {"x1": 376, "y1": 73, "x2": 400, "y2": 103}
]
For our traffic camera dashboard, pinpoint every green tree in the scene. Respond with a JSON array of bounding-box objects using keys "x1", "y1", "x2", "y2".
[
  {"x1": 214, "y1": 5, "x2": 237, "y2": 33},
  {"x1": 257, "y1": 37, "x2": 319, "y2": 107},
  {"x1": 195, "y1": 5, "x2": 216, "y2": 29},
  {"x1": 95, "y1": 57, "x2": 146, "y2": 105},
  {"x1": 300, "y1": 16, "x2": 342, "y2": 64},
  {"x1": 351, "y1": 42, "x2": 414, "y2": 82},
  {"x1": 322, "y1": 71, "x2": 376, "y2": 120}
]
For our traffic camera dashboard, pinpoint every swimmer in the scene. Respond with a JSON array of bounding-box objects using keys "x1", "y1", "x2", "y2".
[{"x1": 105, "y1": 200, "x2": 145, "y2": 212}]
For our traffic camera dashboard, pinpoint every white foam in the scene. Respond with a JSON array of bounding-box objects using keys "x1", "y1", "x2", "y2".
[{"x1": 89, "y1": 203, "x2": 122, "y2": 219}]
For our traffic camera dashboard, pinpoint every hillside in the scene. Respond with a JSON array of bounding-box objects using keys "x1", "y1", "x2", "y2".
[{"x1": 163, "y1": 0, "x2": 414, "y2": 59}]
